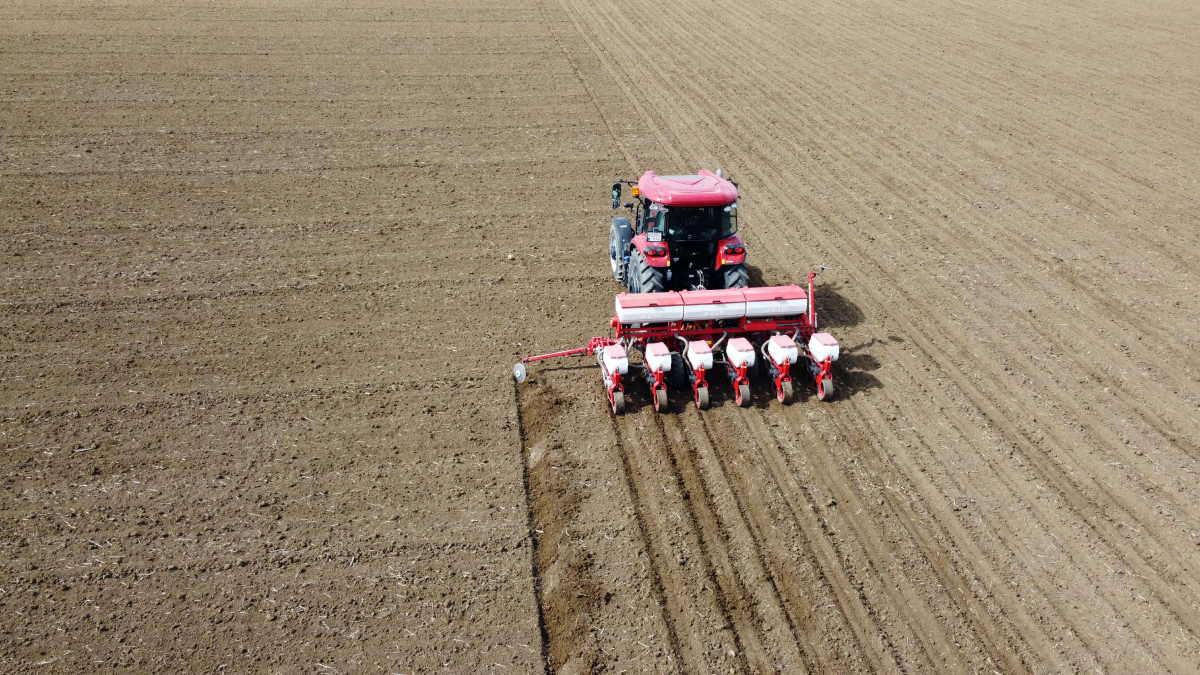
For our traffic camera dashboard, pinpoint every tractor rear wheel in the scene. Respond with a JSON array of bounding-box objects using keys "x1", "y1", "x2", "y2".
[
  {"x1": 723, "y1": 263, "x2": 749, "y2": 289},
  {"x1": 671, "y1": 352, "x2": 688, "y2": 389},
  {"x1": 609, "y1": 228, "x2": 625, "y2": 283},
  {"x1": 632, "y1": 251, "x2": 665, "y2": 293}
]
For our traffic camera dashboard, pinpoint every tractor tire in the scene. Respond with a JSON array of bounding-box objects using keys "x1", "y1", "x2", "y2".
[
  {"x1": 610, "y1": 217, "x2": 632, "y2": 285},
  {"x1": 723, "y1": 263, "x2": 749, "y2": 289},
  {"x1": 632, "y1": 251, "x2": 665, "y2": 294},
  {"x1": 670, "y1": 352, "x2": 688, "y2": 389},
  {"x1": 609, "y1": 229, "x2": 624, "y2": 284}
]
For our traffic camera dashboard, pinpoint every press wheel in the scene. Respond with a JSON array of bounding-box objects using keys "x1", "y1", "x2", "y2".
[
  {"x1": 737, "y1": 383, "x2": 751, "y2": 407},
  {"x1": 695, "y1": 386, "x2": 710, "y2": 410},
  {"x1": 654, "y1": 387, "x2": 667, "y2": 412},
  {"x1": 612, "y1": 390, "x2": 626, "y2": 414},
  {"x1": 778, "y1": 380, "x2": 794, "y2": 404},
  {"x1": 816, "y1": 377, "x2": 834, "y2": 402}
]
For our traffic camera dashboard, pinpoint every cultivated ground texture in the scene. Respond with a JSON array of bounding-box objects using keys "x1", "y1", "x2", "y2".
[{"x1": 2, "y1": 0, "x2": 1199, "y2": 673}]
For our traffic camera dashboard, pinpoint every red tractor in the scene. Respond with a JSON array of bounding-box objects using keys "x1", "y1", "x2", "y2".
[{"x1": 610, "y1": 169, "x2": 749, "y2": 293}]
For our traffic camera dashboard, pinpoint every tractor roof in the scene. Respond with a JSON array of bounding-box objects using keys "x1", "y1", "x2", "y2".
[{"x1": 638, "y1": 170, "x2": 738, "y2": 207}]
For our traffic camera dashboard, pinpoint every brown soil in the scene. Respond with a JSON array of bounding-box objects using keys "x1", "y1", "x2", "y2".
[{"x1": 3, "y1": 0, "x2": 1199, "y2": 673}]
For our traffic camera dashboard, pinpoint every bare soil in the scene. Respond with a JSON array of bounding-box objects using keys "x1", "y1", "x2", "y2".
[{"x1": 3, "y1": 0, "x2": 1199, "y2": 673}]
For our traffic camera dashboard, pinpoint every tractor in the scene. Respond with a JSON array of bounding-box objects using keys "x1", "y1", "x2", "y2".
[{"x1": 609, "y1": 169, "x2": 749, "y2": 293}]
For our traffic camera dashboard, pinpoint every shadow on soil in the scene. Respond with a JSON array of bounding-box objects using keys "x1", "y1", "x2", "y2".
[
  {"x1": 814, "y1": 280, "x2": 883, "y2": 399},
  {"x1": 752, "y1": 266, "x2": 883, "y2": 400}
]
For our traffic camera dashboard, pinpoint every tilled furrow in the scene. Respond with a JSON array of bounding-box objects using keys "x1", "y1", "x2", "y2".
[
  {"x1": 689, "y1": 404, "x2": 906, "y2": 675},
  {"x1": 747, "y1": 405, "x2": 1036, "y2": 675},
  {"x1": 810, "y1": 391, "x2": 1065, "y2": 671},
  {"x1": 654, "y1": 412, "x2": 809, "y2": 674},
  {"x1": 611, "y1": 413, "x2": 742, "y2": 675},
  {"x1": 686, "y1": 410, "x2": 880, "y2": 675}
]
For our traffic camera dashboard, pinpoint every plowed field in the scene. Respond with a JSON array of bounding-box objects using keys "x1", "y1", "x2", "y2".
[{"x1": 3, "y1": 0, "x2": 1198, "y2": 673}]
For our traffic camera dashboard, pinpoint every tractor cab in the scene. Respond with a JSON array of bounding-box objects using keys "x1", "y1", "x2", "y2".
[
  {"x1": 644, "y1": 201, "x2": 738, "y2": 241},
  {"x1": 610, "y1": 170, "x2": 748, "y2": 292}
]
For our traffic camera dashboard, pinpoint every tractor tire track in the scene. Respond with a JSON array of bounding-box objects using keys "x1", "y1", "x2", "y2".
[
  {"x1": 681, "y1": 402, "x2": 909, "y2": 675},
  {"x1": 609, "y1": 412, "x2": 741, "y2": 675},
  {"x1": 752, "y1": 401, "x2": 1042, "y2": 675},
  {"x1": 808, "y1": 384, "x2": 1094, "y2": 670},
  {"x1": 725, "y1": 403, "x2": 998, "y2": 675},
  {"x1": 652, "y1": 411, "x2": 811, "y2": 674},
  {"x1": 685, "y1": 409, "x2": 895, "y2": 675},
  {"x1": 804, "y1": 343, "x2": 1186, "y2": 673}
]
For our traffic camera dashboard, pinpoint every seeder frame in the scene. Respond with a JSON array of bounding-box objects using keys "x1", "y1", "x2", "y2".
[{"x1": 515, "y1": 271, "x2": 837, "y2": 414}]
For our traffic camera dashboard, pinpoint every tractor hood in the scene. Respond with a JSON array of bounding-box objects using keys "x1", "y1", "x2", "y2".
[{"x1": 638, "y1": 170, "x2": 738, "y2": 207}]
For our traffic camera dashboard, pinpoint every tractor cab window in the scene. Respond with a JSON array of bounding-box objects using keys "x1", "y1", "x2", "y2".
[
  {"x1": 659, "y1": 205, "x2": 738, "y2": 241},
  {"x1": 652, "y1": 208, "x2": 667, "y2": 234},
  {"x1": 644, "y1": 201, "x2": 665, "y2": 234}
]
